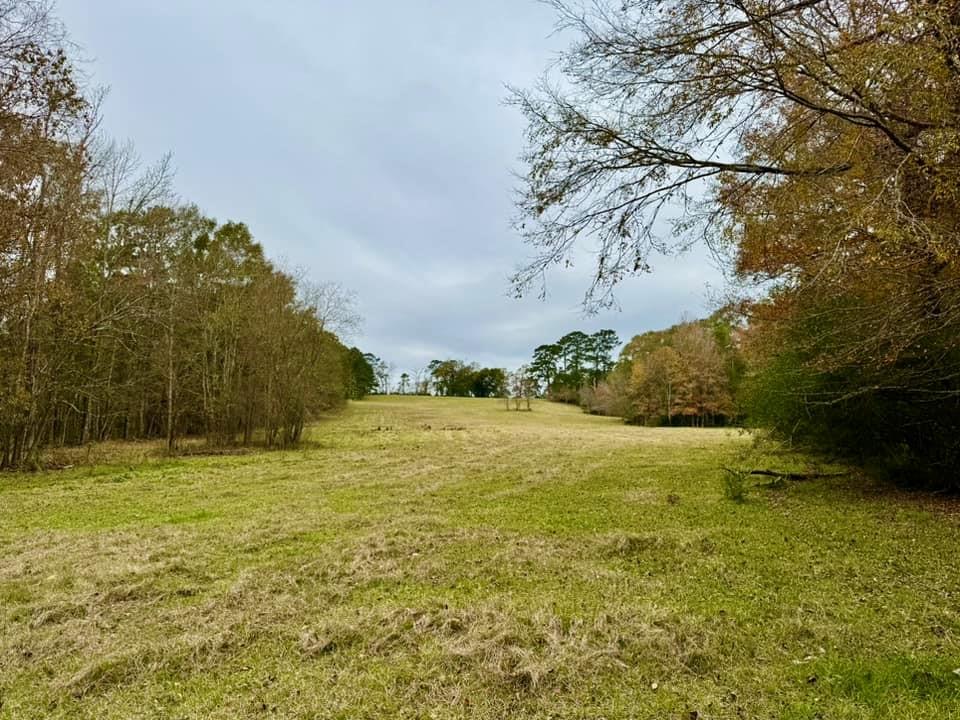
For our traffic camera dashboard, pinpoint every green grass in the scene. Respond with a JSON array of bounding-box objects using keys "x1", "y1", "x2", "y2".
[{"x1": 1, "y1": 397, "x2": 959, "y2": 719}]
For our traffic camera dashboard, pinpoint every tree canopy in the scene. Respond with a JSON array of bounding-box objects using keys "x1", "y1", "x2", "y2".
[{"x1": 514, "y1": 0, "x2": 960, "y2": 482}]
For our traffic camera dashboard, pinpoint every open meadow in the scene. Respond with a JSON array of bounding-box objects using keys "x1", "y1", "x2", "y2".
[{"x1": 2, "y1": 397, "x2": 959, "y2": 719}]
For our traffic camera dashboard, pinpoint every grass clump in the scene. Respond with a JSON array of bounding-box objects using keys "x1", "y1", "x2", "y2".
[{"x1": 721, "y1": 467, "x2": 750, "y2": 502}]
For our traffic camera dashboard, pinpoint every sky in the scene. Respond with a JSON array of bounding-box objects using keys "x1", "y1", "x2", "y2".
[{"x1": 57, "y1": 0, "x2": 726, "y2": 378}]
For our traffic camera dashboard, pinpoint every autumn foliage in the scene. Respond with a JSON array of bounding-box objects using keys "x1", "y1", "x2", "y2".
[
  {"x1": 593, "y1": 317, "x2": 744, "y2": 426},
  {"x1": 0, "y1": 4, "x2": 360, "y2": 467},
  {"x1": 515, "y1": 0, "x2": 960, "y2": 484}
]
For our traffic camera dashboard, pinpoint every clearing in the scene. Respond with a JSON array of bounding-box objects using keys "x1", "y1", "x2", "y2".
[{"x1": 1, "y1": 397, "x2": 959, "y2": 719}]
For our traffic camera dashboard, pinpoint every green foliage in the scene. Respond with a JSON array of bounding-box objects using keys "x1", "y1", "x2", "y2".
[
  {"x1": 721, "y1": 467, "x2": 749, "y2": 503},
  {"x1": 345, "y1": 348, "x2": 377, "y2": 400},
  {"x1": 743, "y1": 321, "x2": 960, "y2": 488},
  {"x1": 427, "y1": 360, "x2": 506, "y2": 398},
  {"x1": 471, "y1": 367, "x2": 507, "y2": 398},
  {"x1": 528, "y1": 329, "x2": 621, "y2": 399}
]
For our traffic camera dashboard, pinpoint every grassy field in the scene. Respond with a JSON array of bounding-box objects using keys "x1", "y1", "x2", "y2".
[{"x1": 1, "y1": 397, "x2": 959, "y2": 719}]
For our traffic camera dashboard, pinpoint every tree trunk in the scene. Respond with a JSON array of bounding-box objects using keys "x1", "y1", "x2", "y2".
[{"x1": 166, "y1": 326, "x2": 175, "y2": 453}]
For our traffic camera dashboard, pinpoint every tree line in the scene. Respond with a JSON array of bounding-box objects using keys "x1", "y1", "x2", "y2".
[
  {"x1": 529, "y1": 330, "x2": 621, "y2": 402},
  {"x1": 527, "y1": 320, "x2": 745, "y2": 427},
  {"x1": 514, "y1": 0, "x2": 960, "y2": 485},
  {"x1": 0, "y1": 4, "x2": 370, "y2": 467},
  {"x1": 352, "y1": 359, "x2": 543, "y2": 407},
  {"x1": 424, "y1": 360, "x2": 507, "y2": 398},
  {"x1": 587, "y1": 316, "x2": 745, "y2": 427}
]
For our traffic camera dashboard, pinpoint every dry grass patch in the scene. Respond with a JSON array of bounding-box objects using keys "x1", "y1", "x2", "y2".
[{"x1": 297, "y1": 600, "x2": 716, "y2": 695}]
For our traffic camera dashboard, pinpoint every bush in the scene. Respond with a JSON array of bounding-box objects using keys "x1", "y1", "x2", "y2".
[{"x1": 742, "y1": 309, "x2": 960, "y2": 490}]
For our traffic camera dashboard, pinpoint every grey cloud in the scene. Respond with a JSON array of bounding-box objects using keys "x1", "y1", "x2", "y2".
[{"x1": 58, "y1": 0, "x2": 725, "y2": 378}]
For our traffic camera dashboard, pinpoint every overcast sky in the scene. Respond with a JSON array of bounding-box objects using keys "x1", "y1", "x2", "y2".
[{"x1": 58, "y1": 0, "x2": 725, "y2": 377}]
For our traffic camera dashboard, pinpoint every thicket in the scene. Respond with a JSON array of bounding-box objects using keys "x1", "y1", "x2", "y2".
[{"x1": 0, "y1": 3, "x2": 364, "y2": 467}]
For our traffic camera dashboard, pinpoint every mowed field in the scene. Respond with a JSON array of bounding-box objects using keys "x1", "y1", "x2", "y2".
[{"x1": 1, "y1": 398, "x2": 959, "y2": 719}]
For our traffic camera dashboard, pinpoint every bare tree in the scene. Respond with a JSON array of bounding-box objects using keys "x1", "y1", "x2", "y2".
[
  {"x1": 508, "y1": 366, "x2": 536, "y2": 411},
  {"x1": 300, "y1": 280, "x2": 363, "y2": 340}
]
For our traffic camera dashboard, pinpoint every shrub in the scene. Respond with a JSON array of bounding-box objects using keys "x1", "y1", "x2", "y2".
[{"x1": 721, "y1": 468, "x2": 749, "y2": 503}]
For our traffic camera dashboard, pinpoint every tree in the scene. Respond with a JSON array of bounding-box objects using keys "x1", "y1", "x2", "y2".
[
  {"x1": 508, "y1": 366, "x2": 537, "y2": 411},
  {"x1": 374, "y1": 359, "x2": 392, "y2": 395},
  {"x1": 470, "y1": 367, "x2": 507, "y2": 398},
  {"x1": 511, "y1": 0, "x2": 931, "y2": 306},
  {"x1": 0, "y1": 1, "x2": 94, "y2": 467},
  {"x1": 671, "y1": 324, "x2": 734, "y2": 426},
  {"x1": 530, "y1": 343, "x2": 561, "y2": 393},
  {"x1": 345, "y1": 348, "x2": 377, "y2": 399},
  {"x1": 399, "y1": 372, "x2": 410, "y2": 395},
  {"x1": 621, "y1": 319, "x2": 739, "y2": 425},
  {"x1": 630, "y1": 346, "x2": 682, "y2": 425},
  {"x1": 529, "y1": 330, "x2": 620, "y2": 401},
  {"x1": 0, "y1": 2, "x2": 361, "y2": 465},
  {"x1": 581, "y1": 363, "x2": 633, "y2": 417},
  {"x1": 427, "y1": 360, "x2": 505, "y2": 398},
  {"x1": 514, "y1": 0, "x2": 960, "y2": 480},
  {"x1": 413, "y1": 366, "x2": 431, "y2": 395},
  {"x1": 300, "y1": 280, "x2": 362, "y2": 339},
  {"x1": 585, "y1": 329, "x2": 620, "y2": 384},
  {"x1": 428, "y1": 360, "x2": 457, "y2": 396},
  {"x1": 361, "y1": 354, "x2": 391, "y2": 395},
  {"x1": 537, "y1": 332, "x2": 589, "y2": 401},
  {"x1": 557, "y1": 331, "x2": 589, "y2": 377}
]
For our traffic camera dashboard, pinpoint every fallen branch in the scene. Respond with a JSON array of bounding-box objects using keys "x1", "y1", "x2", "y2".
[{"x1": 746, "y1": 469, "x2": 848, "y2": 481}]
